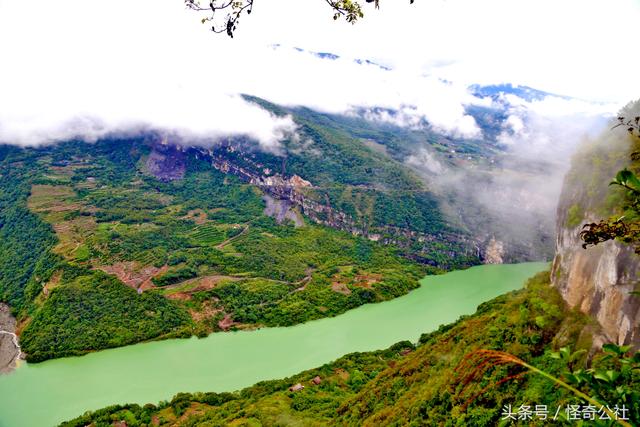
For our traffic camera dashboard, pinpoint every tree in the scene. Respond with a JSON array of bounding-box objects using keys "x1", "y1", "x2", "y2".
[{"x1": 185, "y1": 0, "x2": 414, "y2": 38}]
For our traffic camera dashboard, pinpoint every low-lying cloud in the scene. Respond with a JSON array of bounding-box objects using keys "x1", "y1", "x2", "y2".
[
  {"x1": 0, "y1": 91, "x2": 298, "y2": 153},
  {"x1": 0, "y1": 0, "x2": 537, "y2": 150},
  {"x1": 404, "y1": 92, "x2": 613, "y2": 260}
]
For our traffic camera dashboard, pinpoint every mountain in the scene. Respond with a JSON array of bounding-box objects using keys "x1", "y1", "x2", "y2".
[
  {"x1": 266, "y1": 97, "x2": 557, "y2": 263},
  {"x1": 469, "y1": 83, "x2": 572, "y2": 103},
  {"x1": 1, "y1": 89, "x2": 577, "y2": 362},
  {"x1": 0, "y1": 135, "x2": 431, "y2": 362},
  {"x1": 59, "y1": 102, "x2": 640, "y2": 427},
  {"x1": 256, "y1": 48, "x2": 604, "y2": 265}
]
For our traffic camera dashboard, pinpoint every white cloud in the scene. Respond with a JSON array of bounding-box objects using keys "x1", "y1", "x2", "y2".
[
  {"x1": 497, "y1": 94, "x2": 614, "y2": 157},
  {"x1": 0, "y1": 0, "x2": 637, "y2": 149},
  {"x1": 406, "y1": 149, "x2": 445, "y2": 175},
  {"x1": 0, "y1": 91, "x2": 298, "y2": 153}
]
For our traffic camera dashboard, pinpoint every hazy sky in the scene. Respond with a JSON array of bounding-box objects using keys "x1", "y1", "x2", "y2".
[{"x1": 0, "y1": 0, "x2": 638, "y2": 146}]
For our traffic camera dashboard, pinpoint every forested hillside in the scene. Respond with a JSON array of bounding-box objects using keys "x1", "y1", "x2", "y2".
[
  {"x1": 0, "y1": 135, "x2": 431, "y2": 362},
  {"x1": 245, "y1": 95, "x2": 555, "y2": 263}
]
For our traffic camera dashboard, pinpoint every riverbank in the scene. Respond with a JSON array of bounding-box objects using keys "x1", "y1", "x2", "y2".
[
  {"x1": 0, "y1": 303, "x2": 20, "y2": 374},
  {"x1": 64, "y1": 270, "x2": 584, "y2": 426},
  {"x1": 0, "y1": 263, "x2": 546, "y2": 427}
]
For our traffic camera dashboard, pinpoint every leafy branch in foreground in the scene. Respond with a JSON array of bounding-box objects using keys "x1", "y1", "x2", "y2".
[
  {"x1": 455, "y1": 346, "x2": 638, "y2": 426},
  {"x1": 612, "y1": 115, "x2": 640, "y2": 137},
  {"x1": 184, "y1": 0, "x2": 414, "y2": 37},
  {"x1": 185, "y1": 0, "x2": 255, "y2": 37},
  {"x1": 580, "y1": 218, "x2": 640, "y2": 254}
]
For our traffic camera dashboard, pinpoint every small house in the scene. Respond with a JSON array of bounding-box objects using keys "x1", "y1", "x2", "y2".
[{"x1": 289, "y1": 383, "x2": 304, "y2": 392}]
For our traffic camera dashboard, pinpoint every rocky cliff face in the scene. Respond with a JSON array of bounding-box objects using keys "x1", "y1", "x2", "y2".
[
  {"x1": 552, "y1": 221, "x2": 640, "y2": 347},
  {"x1": 0, "y1": 303, "x2": 20, "y2": 373},
  {"x1": 144, "y1": 139, "x2": 523, "y2": 266},
  {"x1": 551, "y1": 105, "x2": 640, "y2": 348},
  {"x1": 146, "y1": 141, "x2": 186, "y2": 181},
  {"x1": 204, "y1": 143, "x2": 483, "y2": 265}
]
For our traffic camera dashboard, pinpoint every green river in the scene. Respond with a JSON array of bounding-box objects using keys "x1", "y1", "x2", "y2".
[{"x1": 0, "y1": 262, "x2": 546, "y2": 427}]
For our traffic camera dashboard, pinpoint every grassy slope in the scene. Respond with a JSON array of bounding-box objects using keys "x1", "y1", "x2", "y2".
[{"x1": 62, "y1": 271, "x2": 639, "y2": 427}]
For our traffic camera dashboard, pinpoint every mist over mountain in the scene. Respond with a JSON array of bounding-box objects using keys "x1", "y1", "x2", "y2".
[
  {"x1": 0, "y1": 29, "x2": 614, "y2": 263},
  {"x1": 0, "y1": 62, "x2": 611, "y2": 263}
]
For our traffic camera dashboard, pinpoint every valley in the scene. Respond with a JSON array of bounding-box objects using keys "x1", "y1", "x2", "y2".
[
  {"x1": 1, "y1": 1, "x2": 638, "y2": 426},
  {"x1": 2, "y1": 96, "x2": 543, "y2": 365},
  {"x1": 55, "y1": 268, "x2": 582, "y2": 426},
  {"x1": 0, "y1": 92, "x2": 636, "y2": 427},
  {"x1": 2, "y1": 96, "x2": 633, "y2": 426},
  {"x1": 1, "y1": 137, "x2": 430, "y2": 362},
  {"x1": 0, "y1": 262, "x2": 545, "y2": 427}
]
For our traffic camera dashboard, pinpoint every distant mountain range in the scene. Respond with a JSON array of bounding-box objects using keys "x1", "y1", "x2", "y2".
[
  {"x1": 468, "y1": 83, "x2": 572, "y2": 103},
  {"x1": 269, "y1": 45, "x2": 602, "y2": 142}
]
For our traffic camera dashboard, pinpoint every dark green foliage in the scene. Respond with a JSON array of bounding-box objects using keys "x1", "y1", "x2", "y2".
[
  {"x1": 0, "y1": 205, "x2": 58, "y2": 311},
  {"x1": 611, "y1": 168, "x2": 640, "y2": 194},
  {"x1": 20, "y1": 271, "x2": 192, "y2": 362},
  {"x1": 0, "y1": 151, "x2": 59, "y2": 313},
  {"x1": 151, "y1": 168, "x2": 265, "y2": 224},
  {"x1": 60, "y1": 404, "x2": 153, "y2": 427},
  {"x1": 59, "y1": 389, "x2": 239, "y2": 427},
  {"x1": 551, "y1": 344, "x2": 640, "y2": 424},
  {"x1": 580, "y1": 167, "x2": 640, "y2": 253},
  {"x1": 152, "y1": 266, "x2": 198, "y2": 287}
]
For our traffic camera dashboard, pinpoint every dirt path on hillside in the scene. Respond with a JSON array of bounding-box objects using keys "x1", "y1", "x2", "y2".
[
  {"x1": 0, "y1": 303, "x2": 21, "y2": 374},
  {"x1": 215, "y1": 225, "x2": 249, "y2": 249}
]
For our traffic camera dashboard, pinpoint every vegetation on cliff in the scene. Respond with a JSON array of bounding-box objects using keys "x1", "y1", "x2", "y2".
[{"x1": 579, "y1": 102, "x2": 640, "y2": 260}]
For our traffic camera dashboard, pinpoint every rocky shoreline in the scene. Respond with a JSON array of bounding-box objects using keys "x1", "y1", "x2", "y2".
[{"x1": 0, "y1": 303, "x2": 20, "y2": 374}]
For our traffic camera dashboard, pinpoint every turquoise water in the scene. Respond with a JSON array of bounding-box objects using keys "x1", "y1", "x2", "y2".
[{"x1": 0, "y1": 262, "x2": 547, "y2": 427}]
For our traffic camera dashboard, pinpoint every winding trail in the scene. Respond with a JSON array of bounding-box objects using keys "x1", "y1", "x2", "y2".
[
  {"x1": 215, "y1": 224, "x2": 250, "y2": 249},
  {"x1": 0, "y1": 330, "x2": 21, "y2": 361}
]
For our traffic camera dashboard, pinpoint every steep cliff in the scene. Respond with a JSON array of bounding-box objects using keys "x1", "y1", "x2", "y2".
[{"x1": 552, "y1": 101, "x2": 640, "y2": 348}]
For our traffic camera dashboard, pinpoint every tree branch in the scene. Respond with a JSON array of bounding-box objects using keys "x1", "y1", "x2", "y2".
[{"x1": 184, "y1": 0, "x2": 415, "y2": 37}]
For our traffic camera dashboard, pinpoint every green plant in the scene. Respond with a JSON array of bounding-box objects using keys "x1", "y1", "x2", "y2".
[
  {"x1": 567, "y1": 203, "x2": 584, "y2": 228},
  {"x1": 456, "y1": 345, "x2": 638, "y2": 427}
]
